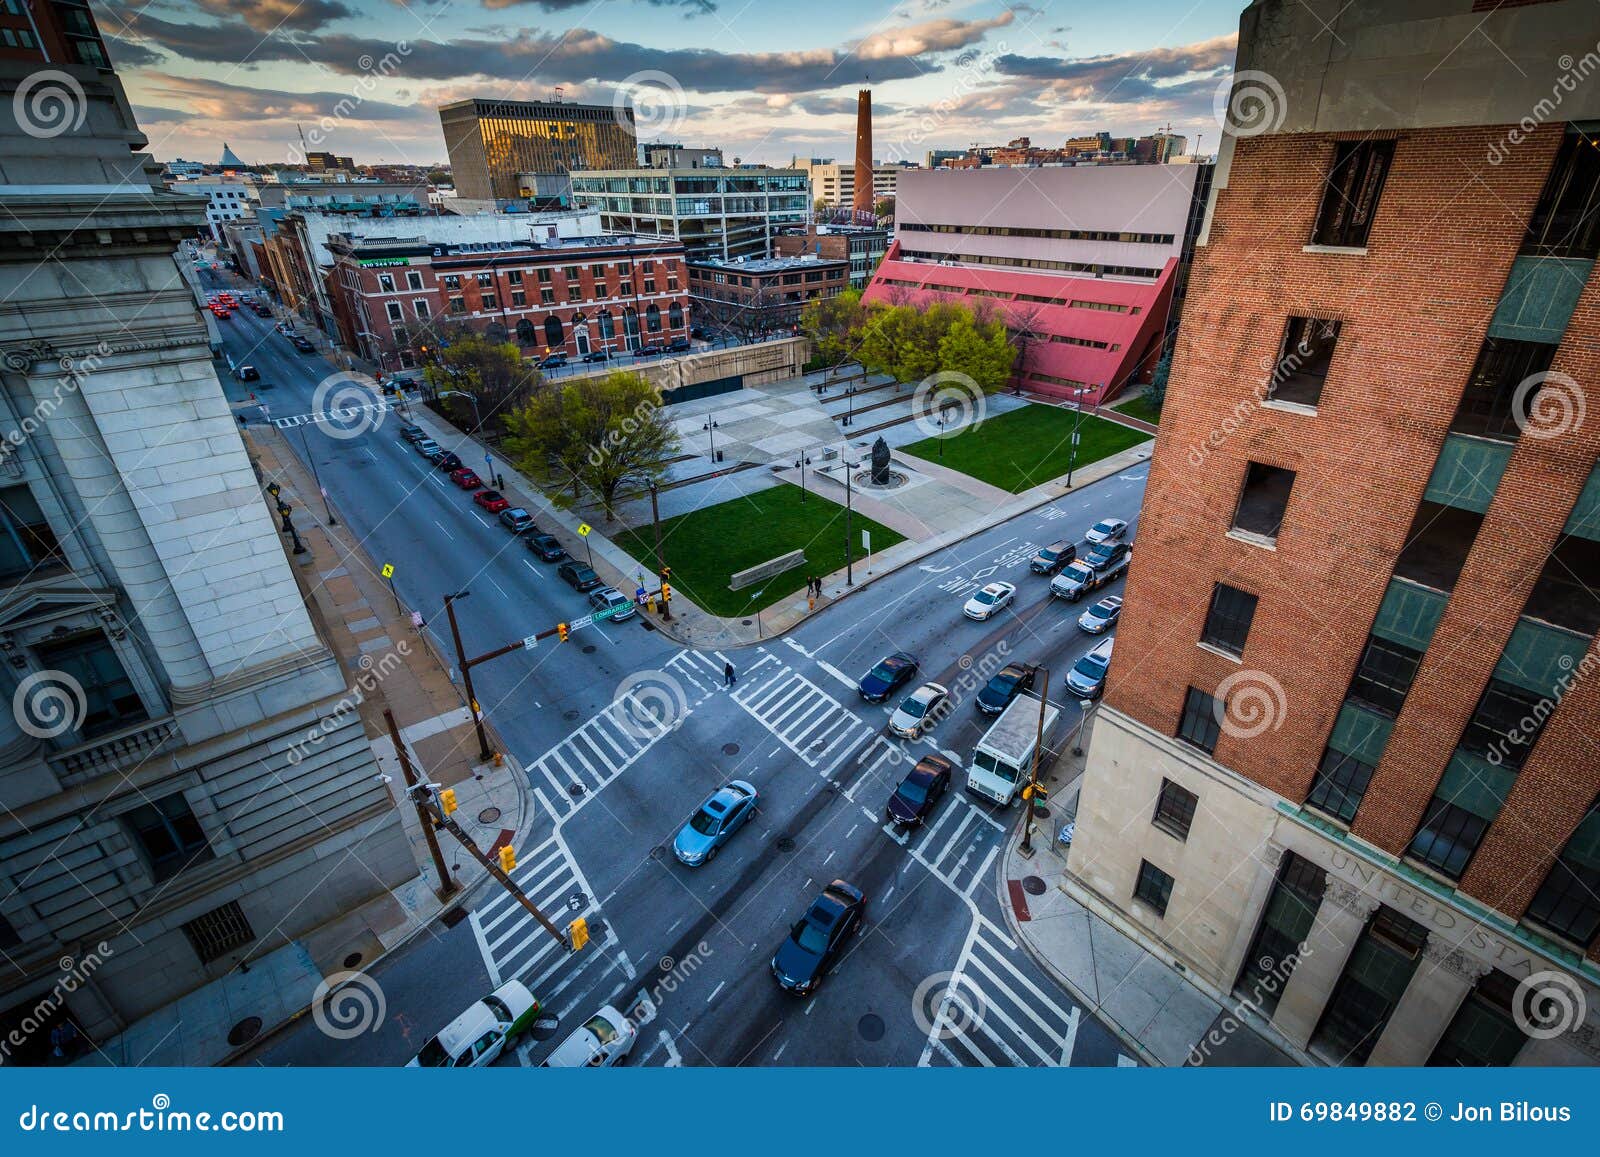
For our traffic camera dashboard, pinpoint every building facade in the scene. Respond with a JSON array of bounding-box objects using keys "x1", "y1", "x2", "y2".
[
  {"x1": 794, "y1": 159, "x2": 905, "y2": 210},
  {"x1": 570, "y1": 168, "x2": 808, "y2": 263},
  {"x1": 169, "y1": 179, "x2": 254, "y2": 244},
  {"x1": 439, "y1": 99, "x2": 638, "y2": 202},
  {"x1": 863, "y1": 164, "x2": 1208, "y2": 403},
  {"x1": 773, "y1": 225, "x2": 888, "y2": 290},
  {"x1": 329, "y1": 233, "x2": 690, "y2": 370},
  {"x1": 1066, "y1": 0, "x2": 1600, "y2": 1068},
  {"x1": 643, "y1": 144, "x2": 723, "y2": 170},
  {"x1": 687, "y1": 255, "x2": 847, "y2": 339},
  {"x1": 0, "y1": 44, "x2": 412, "y2": 1057}
]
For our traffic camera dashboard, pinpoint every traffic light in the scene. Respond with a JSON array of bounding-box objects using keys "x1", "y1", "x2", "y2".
[
  {"x1": 659, "y1": 566, "x2": 672, "y2": 582},
  {"x1": 660, "y1": 583, "x2": 671, "y2": 603},
  {"x1": 557, "y1": 622, "x2": 569, "y2": 642},
  {"x1": 497, "y1": 844, "x2": 517, "y2": 873},
  {"x1": 568, "y1": 917, "x2": 589, "y2": 952},
  {"x1": 439, "y1": 788, "x2": 458, "y2": 816}
]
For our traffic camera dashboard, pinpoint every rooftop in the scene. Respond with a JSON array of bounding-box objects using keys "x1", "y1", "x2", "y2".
[{"x1": 688, "y1": 254, "x2": 848, "y2": 274}]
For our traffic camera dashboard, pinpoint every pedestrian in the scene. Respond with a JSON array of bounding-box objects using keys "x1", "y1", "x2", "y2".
[{"x1": 724, "y1": 661, "x2": 736, "y2": 687}]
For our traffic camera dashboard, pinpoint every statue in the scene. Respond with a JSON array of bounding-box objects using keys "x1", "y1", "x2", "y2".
[{"x1": 870, "y1": 437, "x2": 891, "y2": 485}]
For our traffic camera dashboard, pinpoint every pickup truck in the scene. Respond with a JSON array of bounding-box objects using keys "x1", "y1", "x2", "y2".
[{"x1": 1049, "y1": 548, "x2": 1131, "y2": 603}]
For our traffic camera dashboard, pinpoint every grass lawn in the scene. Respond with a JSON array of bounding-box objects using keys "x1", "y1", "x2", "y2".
[
  {"x1": 612, "y1": 483, "x2": 905, "y2": 616},
  {"x1": 1111, "y1": 393, "x2": 1162, "y2": 425},
  {"x1": 900, "y1": 404, "x2": 1152, "y2": 494}
]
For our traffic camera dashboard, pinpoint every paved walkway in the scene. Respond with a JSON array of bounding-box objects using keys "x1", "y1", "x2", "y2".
[{"x1": 79, "y1": 425, "x2": 534, "y2": 1068}]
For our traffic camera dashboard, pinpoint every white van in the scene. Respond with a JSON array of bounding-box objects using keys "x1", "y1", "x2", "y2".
[{"x1": 967, "y1": 693, "x2": 1060, "y2": 807}]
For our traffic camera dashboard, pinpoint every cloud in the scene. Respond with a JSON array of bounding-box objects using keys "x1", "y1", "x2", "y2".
[
  {"x1": 131, "y1": 103, "x2": 196, "y2": 124},
  {"x1": 995, "y1": 33, "x2": 1237, "y2": 102},
  {"x1": 856, "y1": 12, "x2": 1013, "y2": 61},
  {"x1": 482, "y1": 0, "x2": 716, "y2": 12},
  {"x1": 135, "y1": 73, "x2": 419, "y2": 125},
  {"x1": 192, "y1": 0, "x2": 356, "y2": 32}
]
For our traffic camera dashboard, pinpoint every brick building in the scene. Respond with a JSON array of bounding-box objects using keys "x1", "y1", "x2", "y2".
[
  {"x1": 687, "y1": 254, "x2": 848, "y2": 340},
  {"x1": 1065, "y1": 0, "x2": 1600, "y2": 1067},
  {"x1": 328, "y1": 233, "x2": 690, "y2": 370},
  {"x1": 772, "y1": 225, "x2": 889, "y2": 289}
]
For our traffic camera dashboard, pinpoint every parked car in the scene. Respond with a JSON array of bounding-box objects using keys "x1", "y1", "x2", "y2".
[
  {"x1": 1066, "y1": 638, "x2": 1115, "y2": 699},
  {"x1": 414, "y1": 438, "x2": 443, "y2": 461},
  {"x1": 449, "y1": 467, "x2": 482, "y2": 489},
  {"x1": 211, "y1": 307, "x2": 231, "y2": 319},
  {"x1": 473, "y1": 490, "x2": 511, "y2": 513},
  {"x1": 673, "y1": 780, "x2": 758, "y2": 866},
  {"x1": 976, "y1": 663, "x2": 1037, "y2": 715},
  {"x1": 667, "y1": 337, "x2": 691, "y2": 352},
  {"x1": 405, "y1": 980, "x2": 541, "y2": 1068},
  {"x1": 632, "y1": 343, "x2": 664, "y2": 358},
  {"x1": 690, "y1": 326, "x2": 710, "y2": 340},
  {"x1": 888, "y1": 682, "x2": 951, "y2": 740},
  {"x1": 525, "y1": 533, "x2": 566, "y2": 562},
  {"x1": 499, "y1": 508, "x2": 535, "y2": 533},
  {"x1": 1029, "y1": 540, "x2": 1077, "y2": 575},
  {"x1": 557, "y1": 562, "x2": 602, "y2": 592},
  {"x1": 399, "y1": 424, "x2": 426, "y2": 443},
  {"x1": 1085, "y1": 517, "x2": 1129, "y2": 546},
  {"x1": 1078, "y1": 595, "x2": 1123, "y2": 635},
  {"x1": 886, "y1": 755, "x2": 953, "y2": 828},
  {"x1": 770, "y1": 880, "x2": 867, "y2": 995},
  {"x1": 962, "y1": 581, "x2": 1016, "y2": 622},
  {"x1": 588, "y1": 585, "x2": 635, "y2": 622},
  {"x1": 435, "y1": 451, "x2": 463, "y2": 473},
  {"x1": 858, "y1": 652, "x2": 919, "y2": 704},
  {"x1": 1083, "y1": 540, "x2": 1131, "y2": 571},
  {"x1": 539, "y1": 1006, "x2": 636, "y2": 1068},
  {"x1": 234, "y1": 364, "x2": 259, "y2": 382},
  {"x1": 581, "y1": 350, "x2": 612, "y2": 364},
  {"x1": 290, "y1": 335, "x2": 315, "y2": 353},
  {"x1": 538, "y1": 354, "x2": 568, "y2": 370}
]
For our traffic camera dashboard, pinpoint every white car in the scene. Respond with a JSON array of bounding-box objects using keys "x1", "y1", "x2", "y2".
[
  {"x1": 888, "y1": 682, "x2": 951, "y2": 739},
  {"x1": 406, "y1": 980, "x2": 541, "y2": 1068},
  {"x1": 1085, "y1": 517, "x2": 1128, "y2": 545},
  {"x1": 540, "y1": 1004, "x2": 636, "y2": 1067},
  {"x1": 962, "y1": 581, "x2": 1016, "y2": 621}
]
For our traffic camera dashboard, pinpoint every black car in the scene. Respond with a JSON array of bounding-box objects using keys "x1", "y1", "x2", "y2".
[
  {"x1": 557, "y1": 562, "x2": 602, "y2": 592},
  {"x1": 398, "y1": 424, "x2": 425, "y2": 443},
  {"x1": 1029, "y1": 540, "x2": 1077, "y2": 575},
  {"x1": 581, "y1": 350, "x2": 612, "y2": 364},
  {"x1": 770, "y1": 880, "x2": 866, "y2": 995},
  {"x1": 234, "y1": 364, "x2": 260, "y2": 382},
  {"x1": 1083, "y1": 540, "x2": 1131, "y2": 570},
  {"x1": 538, "y1": 354, "x2": 568, "y2": 370},
  {"x1": 886, "y1": 755, "x2": 952, "y2": 828},
  {"x1": 858, "y1": 652, "x2": 918, "y2": 703},
  {"x1": 435, "y1": 451, "x2": 463, "y2": 473},
  {"x1": 499, "y1": 508, "x2": 535, "y2": 534},
  {"x1": 667, "y1": 337, "x2": 691, "y2": 352},
  {"x1": 525, "y1": 533, "x2": 566, "y2": 562},
  {"x1": 690, "y1": 326, "x2": 710, "y2": 340},
  {"x1": 632, "y1": 343, "x2": 664, "y2": 358},
  {"x1": 290, "y1": 335, "x2": 315, "y2": 353},
  {"x1": 976, "y1": 662, "x2": 1037, "y2": 715}
]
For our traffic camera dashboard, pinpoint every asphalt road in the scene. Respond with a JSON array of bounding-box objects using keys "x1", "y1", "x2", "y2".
[{"x1": 210, "y1": 268, "x2": 1150, "y2": 1069}]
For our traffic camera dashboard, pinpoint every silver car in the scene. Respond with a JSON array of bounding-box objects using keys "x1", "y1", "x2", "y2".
[
  {"x1": 587, "y1": 585, "x2": 636, "y2": 623},
  {"x1": 888, "y1": 682, "x2": 951, "y2": 740}
]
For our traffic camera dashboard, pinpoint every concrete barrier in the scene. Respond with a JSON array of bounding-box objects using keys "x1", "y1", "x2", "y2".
[{"x1": 730, "y1": 549, "x2": 806, "y2": 590}]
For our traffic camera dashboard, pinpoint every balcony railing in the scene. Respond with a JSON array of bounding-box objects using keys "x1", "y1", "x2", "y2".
[{"x1": 46, "y1": 717, "x2": 179, "y2": 782}]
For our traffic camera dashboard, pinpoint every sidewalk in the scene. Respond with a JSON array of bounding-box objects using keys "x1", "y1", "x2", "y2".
[
  {"x1": 79, "y1": 423, "x2": 536, "y2": 1068},
  {"x1": 997, "y1": 731, "x2": 1297, "y2": 1068}
]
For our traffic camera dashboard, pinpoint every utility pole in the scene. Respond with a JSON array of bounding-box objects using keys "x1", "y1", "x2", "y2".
[
  {"x1": 385, "y1": 708, "x2": 457, "y2": 900},
  {"x1": 844, "y1": 457, "x2": 857, "y2": 586},
  {"x1": 444, "y1": 591, "x2": 493, "y2": 762},
  {"x1": 1065, "y1": 401, "x2": 1084, "y2": 488},
  {"x1": 298, "y1": 424, "x2": 337, "y2": 526},
  {"x1": 1019, "y1": 667, "x2": 1050, "y2": 856}
]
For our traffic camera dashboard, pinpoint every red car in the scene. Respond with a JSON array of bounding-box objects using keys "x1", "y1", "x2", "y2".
[
  {"x1": 473, "y1": 490, "x2": 510, "y2": 513},
  {"x1": 449, "y1": 468, "x2": 482, "y2": 490},
  {"x1": 211, "y1": 307, "x2": 231, "y2": 319}
]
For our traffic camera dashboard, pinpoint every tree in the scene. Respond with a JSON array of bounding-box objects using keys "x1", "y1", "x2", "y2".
[
  {"x1": 422, "y1": 331, "x2": 541, "y2": 435},
  {"x1": 799, "y1": 288, "x2": 865, "y2": 370},
  {"x1": 938, "y1": 313, "x2": 1017, "y2": 394},
  {"x1": 1146, "y1": 349, "x2": 1173, "y2": 411},
  {"x1": 503, "y1": 371, "x2": 678, "y2": 520},
  {"x1": 873, "y1": 196, "x2": 895, "y2": 220}
]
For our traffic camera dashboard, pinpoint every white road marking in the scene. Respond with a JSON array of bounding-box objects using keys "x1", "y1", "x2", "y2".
[
  {"x1": 432, "y1": 520, "x2": 454, "y2": 540},
  {"x1": 706, "y1": 980, "x2": 727, "y2": 1004}
]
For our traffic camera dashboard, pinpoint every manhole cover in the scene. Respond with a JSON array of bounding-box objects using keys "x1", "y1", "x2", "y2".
[
  {"x1": 1022, "y1": 875, "x2": 1047, "y2": 896},
  {"x1": 563, "y1": 709, "x2": 579, "y2": 722},
  {"x1": 582, "y1": 644, "x2": 596, "y2": 654},
  {"x1": 775, "y1": 836, "x2": 796, "y2": 853},
  {"x1": 741, "y1": 619, "x2": 753, "y2": 626},
  {"x1": 858, "y1": 1013, "x2": 886, "y2": 1042},
  {"x1": 530, "y1": 1015, "x2": 561, "y2": 1041},
  {"x1": 342, "y1": 951, "x2": 363, "y2": 969},
  {"x1": 478, "y1": 806, "x2": 502, "y2": 825},
  {"x1": 226, "y1": 1016, "x2": 262, "y2": 1047},
  {"x1": 650, "y1": 845, "x2": 667, "y2": 861},
  {"x1": 722, "y1": 743, "x2": 740, "y2": 756},
  {"x1": 568, "y1": 782, "x2": 586, "y2": 797},
  {"x1": 440, "y1": 907, "x2": 469, "y2": 929},
  {"x1": 567, "y1": 892, "x2": 587, "y2": 911}
]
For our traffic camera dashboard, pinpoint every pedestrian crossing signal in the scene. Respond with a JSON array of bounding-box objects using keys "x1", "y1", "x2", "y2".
[
  {"x1": 568, "y1": 917, "x2": 589, "y2": 952},
  {"x1": 557, "y1": 622, "x2": 569, "y2": 642},
  {"x1": 439, "y1": 788, "x2": 458, "y2": 816},
  {"x1": 497, "y1": 845, "x2": 517, "y2": 873}
]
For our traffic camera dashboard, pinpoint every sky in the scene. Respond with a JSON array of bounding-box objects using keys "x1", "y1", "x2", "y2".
[{"x1": 100, "y1": 0, "x2": 1250, "y2": 170}]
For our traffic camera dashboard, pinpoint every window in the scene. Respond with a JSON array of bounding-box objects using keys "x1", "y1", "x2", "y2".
[
  {"x1": 1133, "y1": 860, "x2": 1174, "y2": 917},
  {"x1": 1269, "y1": 317, "x2": 1340, "y2": 407},
  {"x1": 181, "y1": 900, "x2": 255, "y2": 965},
  {"x1": 0, "y1": 910, "x2": 18, "y2": 950},
  {"x1": 1311, "y1": 139, "x2": 1394, "y2": 248},
  {"x1": 619, "y1": 281, "x2": 633, "y2": 297},
  {"x1": 1231, "y1": 462, "x2": 1295, "y2": 541},
  {"x1": 34, "y1": 633, "x2": 146, "y2": 738},
  {"x1": 515, "y1": 318, "x2": 537, "y2": 346},
  {"x1": 567, "y1": 285, "x2": 584, "y2": 303},
  {"x1": 481, "y1": 292, "x2": 497, "y2": 310},
  {"x1": 544, "y1": 316, "x2": 564, "y2": 348},
  {"x1": 537, "y1": 268, "x2": 552, "y2": 284},
  {"x1": 475, "y1": 272, "x2": 494, "y2": 288},
  {"x1": 377, "y1": 274, "x2": 395, "y2": 293},
  {"x1": 442, "y1": 275, "x2": 461, "y2": 290},
  {"x1": 1449, "y1": 338, "x2": 1557, "y2": 442},
  {"x1": 413, "y1": 299, "x2": 430, "y2": 319},
  {"x1": 1428, "y1": 970, "x2": 1527, "y2": 1067},
  {"x1": 507, "y1": 270, "x2": 523, "y2": 286},
  {"x1": 1310, "y1": 906, "x2": 1425, "y2": 1065},
  {"x1": 668, "y1": 301, "x2": 683, "y2": 330},
  {"x1": 1347, "y1": 636, "x2": 1423, "y2": 717},
  {"x1": 510, "y1": 290, "x2": 526, "y2": 308},
  {"x1": 1176, "y1": 687, "x2": 1222, "y2": 754},
  {"x1": 1523, "y1": 797, "x2": 1600, "y2": 947},
  {"x1": 1200, "y1": 583, "x2": 1257, "y2": 656},
  {"x1": 1408, "y1": 798, "x2": 1489, "y2": 878},
  {"x1": 125, "y1": 792, "x2": 211, "y2": 882},
  {"x1": 540, "y1": 288, "x2": 555, "y2": 306},
  {"x1": 0, "y1": 487, "x2": 65, "y2": 580},
  {"x1": 1306, "y1": 748, "x2": 1377, "y2": 824},
  {"x1": 1523, "y1": 128, "x2": 1600, "y2": 259},
  {"x1": 645, "y1": 303, "x2": 661, "y2": 332},
  {"x1": 448, "y1": 296, "x2": 465, "y2": 315},
  {"x1": 385, "y1": 302, "x2": 403, "y2": 323},
  {"x1": 406, "y1": 271, "x2": 423, "y2": 290},
  {"x1": 563, "y1": 265, "x2": 580, "y2": 281},
  {"x1": 1152, "y1": 779, "x2": 1198, "y2": 841},
  {"x1": 644, "y1": 279, "x2": 657, "y2": 294},
  {"x1": 1235, "y1": 852, "x2": 1324, "y2": 1015},
  {"x1": 1459, "y1": 678, "x2": 1546, "y2": 771}
]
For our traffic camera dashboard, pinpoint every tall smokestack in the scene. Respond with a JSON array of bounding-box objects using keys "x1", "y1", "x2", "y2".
[{"x1": 853, "y1": 88, "x2": 873, "y2": 220}]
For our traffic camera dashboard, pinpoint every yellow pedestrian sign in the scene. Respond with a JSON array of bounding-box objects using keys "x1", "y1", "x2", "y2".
[
  {"x1": 577, "y1": 523, "x2": 592, "y2": 537},
  {"x1": 381, "y1": 563, "x2": 395, "y2": 578}
]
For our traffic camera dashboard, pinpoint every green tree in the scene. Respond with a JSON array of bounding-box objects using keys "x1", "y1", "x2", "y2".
[
  {"x1": 422, "y1": 331, "x2": 540, "y2": 434},
  {"x1": 938, "y1": 312, "x2": 1017, "y2": 393},
  {"x1": 1146, "y1": 349, "x2": 1172, "y2": 411},
  {"x1": 799, "y1": 288, "x2": 865, "y2": 370},
  {"x1": 503, "y1": 371, "x2": 678, "y2": 520}
]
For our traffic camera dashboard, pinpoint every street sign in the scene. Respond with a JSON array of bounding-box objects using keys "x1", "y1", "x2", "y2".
[
  {"x1": 577, "y1": 523, "x2": 592, "y2": 537},
  {"x1": 567, "y1": 614, "x2": 593, "y2": 633},
  {"x1": 862, "y1": 530, "x2": 871, "y2": 553},
  {"x1": 635, "y1": 586, "x2": 647, "y2": 605},
  {"x1": 522, "y1": 634, "x2": 538, "y2": 651},
  {"x1": 381, "y1": 563, "x2": 395, "y2": 578}
]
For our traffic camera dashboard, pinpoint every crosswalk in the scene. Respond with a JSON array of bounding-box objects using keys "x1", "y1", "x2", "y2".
[
  {"x1": 886, "y1": 790, "x2": 1004, "y2": 898},
  {"x1": 731, "y1": 657, "x2": 873, "y2": 768}
]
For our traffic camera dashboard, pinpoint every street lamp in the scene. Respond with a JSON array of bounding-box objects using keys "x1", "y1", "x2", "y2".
[
  {"x1": 297, "y1": 425, "x2": 338, "y2": 526},
  {"x1": 703, "y1": 418, "x2": 719, "y2": 462},
  {"x1": 1073, "y1": 697, "x2": 1096, "y2": 758},
  {"x1": 1065, "y1": 399, "x2": 1085, "y2": 488},
  {"x1": 795, "y1": 451, "x2": 812, "y2": 503},
  {"x1": 843, "y1": 457, "x2": 860, "y2": 586}
]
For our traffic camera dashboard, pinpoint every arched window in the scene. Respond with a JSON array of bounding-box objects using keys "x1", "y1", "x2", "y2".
[
  {"x1": 485, "y1": 322, "x2": 508, "y2": 344},
  {"x1": 516, "y1": 318, "x2": 537, "y2": 346},
  {"x1": 623, "y1": 307, "x2": 640, "y2": 349},
  {"x1": 598, "y1": 309, "x2": 615, "y2": 339},
  {"x1": 668, "y1": 301, "x2": 684, "y2": 330},
  {"x1": 544, "y1": 315, "x2": 564, "y2": 349},
  {"x1": 645, "y1": 303, "x2": 662, "y2": 333}
]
